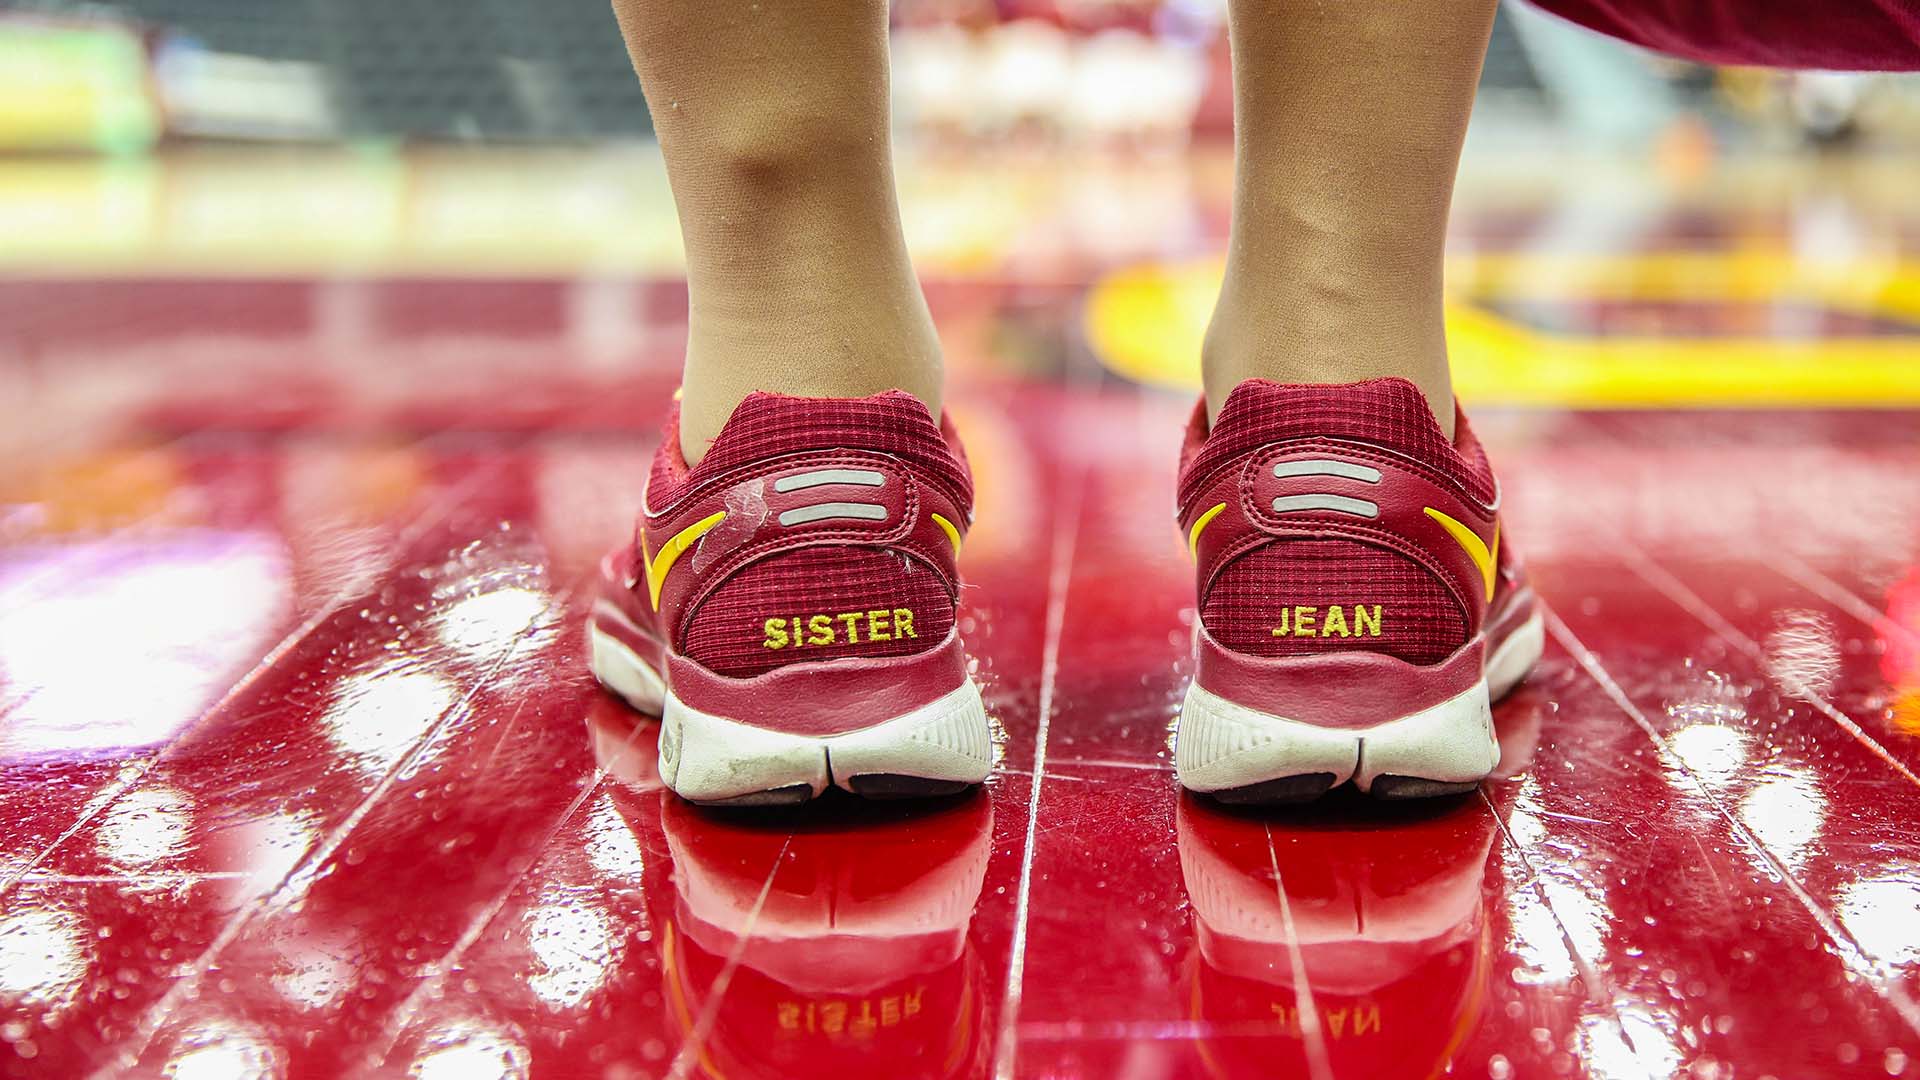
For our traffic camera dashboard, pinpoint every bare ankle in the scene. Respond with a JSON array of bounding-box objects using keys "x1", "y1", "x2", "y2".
[
  {"x1": 1202, "y1": 298, "x2": 1456, "y2": 439},
  {"x1": 678, "y1": 346, "x2": 944, "y2": 466}
]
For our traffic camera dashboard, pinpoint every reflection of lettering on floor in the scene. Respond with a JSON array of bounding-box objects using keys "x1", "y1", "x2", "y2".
[
  {"x1": 779, "y1": 988, "x2": 926, "y2": 1034},
  {"x1": 1269, "y1": 1002, "x2": 1384, "y2": 1038}
]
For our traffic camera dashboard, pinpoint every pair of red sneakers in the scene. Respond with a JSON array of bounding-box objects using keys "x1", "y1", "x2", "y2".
[{"x1": 588, "y1": 379, "x2": 1542, "y2": 806}]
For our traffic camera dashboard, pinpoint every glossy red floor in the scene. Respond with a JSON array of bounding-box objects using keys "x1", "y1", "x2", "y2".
[{"x1": 4, "y1": 284, "x2": 1920, "y2": 1080}]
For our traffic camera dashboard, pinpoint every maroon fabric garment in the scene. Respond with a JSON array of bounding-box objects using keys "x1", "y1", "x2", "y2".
[{"x1": 1526, "y1": 0, "x2": 1920, "y2": 70}]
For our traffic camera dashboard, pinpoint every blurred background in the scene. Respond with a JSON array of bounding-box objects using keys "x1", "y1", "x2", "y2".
[
  {"x1": 3, "y1": 0, "x2": 1920, "y2": 418},
  {"x1": 4, "y1": 10, "x2": 1920, "y2": 1078},
  {"x1": 11, "y1": 0, "x2": 1920, "y2": 149}
]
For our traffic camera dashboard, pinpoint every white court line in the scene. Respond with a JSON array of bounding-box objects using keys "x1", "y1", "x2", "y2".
[
  {"x1": 363, "y1": 713, "x2": 652, "y2": 1071},
  {"x1": 666, "y1": 834, "x2": 794, "y2": 1080},
  {"x1": 990, "y1": 480, "x2": 1084, "y2": 1080},
  {"x1": 1545, "y1": 606, "x2": 1920, "y2": 1040},
  {"x1": 1764, "y1": 548, "x2": 1920, "y2": 652},
  {"x1": 95, "y1": 583, "x2": 563, "y2": 1077},
  {"x1": 1266, "y1": 824, "x2": 1334, "y2": 1080},
  {"x1": 1616, "y1": 541, "x2": 1920, "y2": 792},
  {"x1": 0, "y1": 462, "x2": 498, "y2": 902}
]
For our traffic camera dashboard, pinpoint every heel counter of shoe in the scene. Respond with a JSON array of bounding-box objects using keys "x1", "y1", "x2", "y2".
[
  {"x1": 682, "y1": 544, "x2": 958, "y2": 678},
  {"x1": 1200, "y1": 538, "x2": 1470, "y2": 665}
]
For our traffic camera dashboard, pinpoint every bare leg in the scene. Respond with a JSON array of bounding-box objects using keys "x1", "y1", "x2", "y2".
[
  {"x1": 611, "y1": 0, "x2": 940, "y2": 463},
  {"x1": 1204, "y1": 0, "x2": 1499, "y2": 437}
]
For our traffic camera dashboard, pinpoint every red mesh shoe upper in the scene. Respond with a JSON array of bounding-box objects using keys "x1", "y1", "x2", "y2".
[
  {"x1": 649, "y1": 390, "x2": 973, "y2": 517},
  {"x1": 685, "y1": 546, "x2": 956, "y2": 677},
  {"x1": 1178, "y1": 379, "x2": 1501, "y2": 666},
  {"x1": 1178, "y1": 379, "x2": 1495, "y2": 510},
  {"x1": 1202, "y1": 539, "x2": 1467, "y2": 664},
  {"x1": 631, "y1": 389, "x2": 973, "y2": 678}
]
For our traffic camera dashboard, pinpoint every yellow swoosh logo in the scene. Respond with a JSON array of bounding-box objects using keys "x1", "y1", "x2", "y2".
[
  {"x1": 930, "y1": 512, "x2": 963, "y2": 557},
  {"x1": 1424, "y1": 507, "x2": 1498, "y2": 602},
  {"x1": 1187, "y1": 502, "x2": 1227, "y2": 558},
  {"x1": 640, "y1": 510, "x2": 727, "y2": 610}
]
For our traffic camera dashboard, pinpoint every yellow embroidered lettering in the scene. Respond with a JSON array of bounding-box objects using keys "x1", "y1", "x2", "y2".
[
  {"x1": 1355, "y1": 1003, "x2": 1382, "y2": 1036},
  {"x1": 1270, "y1": 1004, "x2": 1303, "y2": 1036},
  {"x1": 1273, "y1": 607, "x2": 1290, "y2": 636},
  {"x1": 1355, "y1": 605, "x2": 1382, "y2": 636},
  {"x1": 755, "y1": 608, "x2": 927, "y2": 645},
  {"x1": 1294, "y1": 605, "x2": 1317, "y2": 636},
  {"x1": 1323, "y1": 605, "x2": 1349, "y2": 637}
]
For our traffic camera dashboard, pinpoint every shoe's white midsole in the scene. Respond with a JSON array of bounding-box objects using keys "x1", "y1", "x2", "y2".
[
  {"x1": 588, "y1": 625, "x2": 666, "y2": 714},
  {"x1": 1177, "y1": 677, "x2": 1497, "y2": 794},
  {"x1": 1488, "y1": 611, "x2": 1546, "y2": 701},
  {"x1": 588, "y1": 624, "x2": 991, "y2": 803},
  {"x1": 1177, "y1": 613, "x2": 1545, "y2": 795}
]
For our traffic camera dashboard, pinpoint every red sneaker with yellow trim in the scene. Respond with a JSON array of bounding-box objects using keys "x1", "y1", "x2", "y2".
[
  {"x1": 1174, "y1": 378, "x2": 1543, "y2": 803},
  {"x1": 588, "y1": 390, "x2": 990, "y2": 806}
]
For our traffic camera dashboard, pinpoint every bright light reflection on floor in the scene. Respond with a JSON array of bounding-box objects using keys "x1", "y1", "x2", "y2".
[
  {"x1": 161, "y1": 1020, "x2": 278, "y2": 1080},
  {"x1": 1739, "y1": 767, "x2": 1827, "y2": 876},
  {"x1": 96, "y1": 785, "x2": 194, "y2": 869},
  {"x1": 524, "y1": 886, "x2": 620, "y2": 1009},
  {"x1": 0, "y1": 906, "x2": 90, "y2": 1018},
  {"x1": 321, "y1": 668, "x2": 456, "y2": 776},
  {"x1": 1506, "y1": 884, "x2": 1578, "y2": 985},
  {"x1": 432, "y1": 585, "x2": 553, "y2": 657},
  {"x1": 1836, "y1": 866, "x2": 1920, "y2": 969},
  {"x1": 408, "y1": 1020, "x2": 530, "y2": 1080},
  {"x1": 584, "y1": 792, "x2": 645, "y2": 881},
  {"x1": 1582, "y1": 1008, "x2": 1683, "y2": 1080},
  {"x1": 1668, "y1": 723, "x2": 1750, "y2": 785},
  {"x1": 1762, "y1": 609, "x2": 1841, "y2": 700},
  {"x1": 0, "y1": 536, "x2": 289, "y2": 758}
]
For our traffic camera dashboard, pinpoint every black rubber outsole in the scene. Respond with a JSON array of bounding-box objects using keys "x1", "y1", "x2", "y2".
[
  {"x1": 846, "y1": 774, "x2": 976, "y2": 799},
  {"x1": 1207, "y1": 772, "x2": 1339, "y2": 806},
  {"x1": 1203, "y1": 772, "x2": 1481, "y2": 806},
  {"x1": 686, "y1": 775, "x2": 978, "y2": 808},
  {"x1": 1371, "y1": 775, "x2": 1481, "y2": 800},
  {"x1": 688, "y1": 783, "x2": 816, "y2": 808}
]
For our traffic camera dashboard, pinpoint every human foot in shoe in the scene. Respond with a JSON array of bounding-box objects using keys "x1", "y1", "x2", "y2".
[
  {"x1": 1174, "y1": 378, "x2": 1543, "y2": 804},
  {"x1": 589, "y1": 390, "x2": 990, "y2": 806}
]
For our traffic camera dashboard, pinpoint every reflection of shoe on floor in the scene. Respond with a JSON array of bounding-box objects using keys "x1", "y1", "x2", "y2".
[
  {"x1": 588, "y1": 390, "x2": 992, "y2": 806},
  {"x1": 1176, "y1": 795, "x2": 1499, "y2": 1077},
  {"x1": 656, "y1": 795, "x2": 994, "y2": 1080},
  {"x1": 1174, "y1": 378, "x2": 1546, "y2": 803},
  {"x1": 584, "y1": 695, "x2": 666, "y2": 792}
]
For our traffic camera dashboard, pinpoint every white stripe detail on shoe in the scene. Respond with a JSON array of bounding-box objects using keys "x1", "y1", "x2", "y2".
[
  {"x1": 1270, "y1": 494, "x2": 1380, "y2": 518},
  {"x1": 1272, "y1": 459, "x2": 1382, "y2": 482},
  {"x1": 778, "y1": 502, "x2": 889, "y2": 526},
  {"x1": 773, "y1": 468, "x2": 886, "y2": 492}
]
